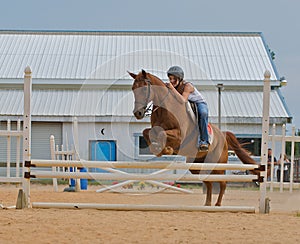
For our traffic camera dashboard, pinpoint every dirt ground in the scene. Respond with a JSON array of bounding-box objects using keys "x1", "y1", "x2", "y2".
[{"x1": 1, "y1": 183, "x2": 300, "y2": 244}]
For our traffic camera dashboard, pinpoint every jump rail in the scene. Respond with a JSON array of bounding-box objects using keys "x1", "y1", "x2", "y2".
[
  {"x1": 31, "y1": 202, "x2": 255, "y2": 213},
  {"x1": 28, "y1": 159, "x2": 261, "y2": 213},
  {"x1": 26, "y1": 160, "x2": 262, "y2": 171},
  {"x1": 26, "y1": 171, "x2": 259, "y2": 182},
  {"x1": 26, "y1": 159, "x2": 263, "y2": 183}
]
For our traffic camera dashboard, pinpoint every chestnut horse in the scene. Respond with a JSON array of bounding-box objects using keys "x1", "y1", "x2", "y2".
[{"x1": 129, "y1": 70, "x2": 259, "y2": 206}]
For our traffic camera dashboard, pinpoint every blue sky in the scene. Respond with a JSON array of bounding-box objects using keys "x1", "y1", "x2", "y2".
[{"x1": 1, "y1": 0, "x2": 299, "y2": 129}]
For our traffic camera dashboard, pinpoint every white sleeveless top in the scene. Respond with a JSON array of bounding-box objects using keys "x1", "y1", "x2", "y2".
[{"x1": 186, "y1": 82, "x2": 206, "y2": 104}]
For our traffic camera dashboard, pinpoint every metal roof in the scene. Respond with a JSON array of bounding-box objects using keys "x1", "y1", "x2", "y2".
[
  {"x1": 0, "y1": 31, "x2": 278, "y2": 83},
  {"x1": 0, "y1": 88, "x2": 290, "y2": 123},
  {"x1": 0, "y1": 31, "x2": 290, "y2": 123}
]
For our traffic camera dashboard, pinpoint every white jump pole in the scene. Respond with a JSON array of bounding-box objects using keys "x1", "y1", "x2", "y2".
[
  {"x1": 259, "y1": 70, "x2": 271, "y2": 214},
  {"x1": 23, "y1": 66, "x2": 32, "y2": 207},
  {"x1": 29, "y1": 160, "x2": 259, "y2": 171},
  {"x1": 29, "y1": 170, "x2": 258, "y2": 182},
  {"x1": 31, "y1": 202, "x2": 255, "y2": 213},
  {"x1": 95, "y1": 167, "x2": 193, "y2": 194}
]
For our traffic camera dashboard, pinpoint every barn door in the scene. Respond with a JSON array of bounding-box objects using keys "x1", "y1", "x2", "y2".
[{"x1": 89, "y1": 140, "x2": 116, "y2": 172}]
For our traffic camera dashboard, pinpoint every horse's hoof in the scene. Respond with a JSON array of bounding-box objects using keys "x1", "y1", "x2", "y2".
[
  {"x1": 162, "y1": 146, "x2": 174, "y2": 155},
  {"x1": 150, "y1": 142, "x2": 162, "y2": 155}
]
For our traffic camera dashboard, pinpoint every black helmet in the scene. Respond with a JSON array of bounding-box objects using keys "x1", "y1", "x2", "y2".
[{"x1": 167, "y1": 66, "x2": 184, "y2": 80}]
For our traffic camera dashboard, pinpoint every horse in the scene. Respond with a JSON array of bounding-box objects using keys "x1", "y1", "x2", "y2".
[{"x1": 129, "y1": 69, "x2": 260, "y2": 206}]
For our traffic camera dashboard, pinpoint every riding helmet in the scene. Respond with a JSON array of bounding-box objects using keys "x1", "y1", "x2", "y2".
[{"x1": 167, "y1": 66, "x2": 184, "y2": 80}]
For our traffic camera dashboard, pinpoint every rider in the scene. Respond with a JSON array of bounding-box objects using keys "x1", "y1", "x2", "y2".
[{"x1": 166, "y1": 66, "x2": 210, "y2": 152}]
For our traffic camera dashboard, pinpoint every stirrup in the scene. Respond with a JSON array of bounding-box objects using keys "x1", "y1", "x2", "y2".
[{"x1": 198, "y1": 144, "x2": 209, "y2": 152}]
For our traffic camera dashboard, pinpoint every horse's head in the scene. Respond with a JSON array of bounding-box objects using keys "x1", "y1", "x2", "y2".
[{"x1": 129, "y1": 69, "x2": 154, "y2": 119}]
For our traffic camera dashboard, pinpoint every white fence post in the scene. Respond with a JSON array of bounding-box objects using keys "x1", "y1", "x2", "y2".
[
  {"x1": 279, "y1": 124, "x2": 286, "y2": 192},
  {"x1": 16, "y1": 119, "x2": 21, "y2": 177},
  {"x1": 50, "y1": 135, "x2": 58, "y2": 192},
  {"x1": 259, "y1": 70, "x2": 271, "y2": 214},
  {"x1": 73, "y1": 117, "x2": 81, "y2": 191},
  {"x1": 270, "y1": 124, "x2": 276, "y2": 191},
  {"x1": 290, "y1": 126, "x2": 295, "y2": 192},
  {"x1": 23, "y1": 66, "x2": 32, "y2": 207}
]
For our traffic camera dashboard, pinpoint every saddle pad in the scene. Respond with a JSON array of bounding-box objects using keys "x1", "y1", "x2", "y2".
[{"x1": 208, "y1": 123, "x2": 213, "y2": 145}]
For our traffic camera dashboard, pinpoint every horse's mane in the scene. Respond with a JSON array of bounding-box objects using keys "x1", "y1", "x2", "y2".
[
  {"x1": 147, "y1": 72, "x2": 166, "y2": 86},
  {"x1": 146, "y1": 72, "x2": 185, "y2": 104}
]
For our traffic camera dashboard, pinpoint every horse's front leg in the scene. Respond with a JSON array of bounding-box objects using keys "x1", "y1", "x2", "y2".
[
  {"x1": 143, "y1": 127, "x2": 165, "y2": 156},
  {"x1": 143, "y1": 127, "x2": 181, "y2": 156}
]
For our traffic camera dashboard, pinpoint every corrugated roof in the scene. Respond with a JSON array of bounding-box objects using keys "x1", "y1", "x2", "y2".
[
  {"x1": 0, "y1": 31, "x2": 278, "y2": 82},
  {"x1": 0, "y1": 89, "x2": 289, "y2": 122}
]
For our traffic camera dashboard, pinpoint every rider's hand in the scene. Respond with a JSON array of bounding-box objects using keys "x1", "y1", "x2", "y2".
[{"x1": 165, "y1": 82, "x2": 172, "y2": 89}]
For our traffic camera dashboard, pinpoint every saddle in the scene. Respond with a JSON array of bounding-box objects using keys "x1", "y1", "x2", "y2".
[{"x1": 189, "y1": 101, "x2": 197, "y2": 115}]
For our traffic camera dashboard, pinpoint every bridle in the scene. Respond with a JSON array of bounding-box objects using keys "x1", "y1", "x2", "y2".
[
  {"x1": 134, "y1": 77, "x2": 170, "y2": 116},
  {"x1": 134, "y1": 78, "x2": 152, "y2": 113}
]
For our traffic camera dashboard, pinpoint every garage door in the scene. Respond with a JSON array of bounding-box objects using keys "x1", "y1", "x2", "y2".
[{"x1": 31, "y1": 122, "x2": 62, "y2": 160}]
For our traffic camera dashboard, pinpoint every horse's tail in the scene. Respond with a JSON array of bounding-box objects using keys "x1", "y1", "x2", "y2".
[{"x1": 224, "y1": 131, "x2": 260, "y2": 175}]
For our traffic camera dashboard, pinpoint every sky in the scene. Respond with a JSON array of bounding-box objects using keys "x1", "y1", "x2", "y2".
[{"x1": 1, "y1": 0, "x2": 299, "y2": 130}]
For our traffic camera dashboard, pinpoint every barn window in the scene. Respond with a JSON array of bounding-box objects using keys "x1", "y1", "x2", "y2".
[
  {"x1": 138, "y1": 136, "x2": 152, "y2": 155},
  {"x1": 133, "y1": 133, "x2": 153, "y2": 159}
]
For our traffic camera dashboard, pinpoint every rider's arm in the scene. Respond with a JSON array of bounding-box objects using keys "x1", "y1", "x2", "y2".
[
  {"x1": 166, "y1": 81, "x2": 194, "y2": 103},
  {"x1": 181, "y1": 83, "x2": 194, "y2": 101}
]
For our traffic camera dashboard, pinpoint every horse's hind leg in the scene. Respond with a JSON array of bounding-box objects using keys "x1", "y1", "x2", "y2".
[
  {"x1": 203, "y1": 181, "x2": 212, "y2": 206},
  {"x1": 204, "y1": 180, "x2": 226, "y2": 206},
  {"x1": 215, "y1": 181, "x2": 226, "y2": 206}
]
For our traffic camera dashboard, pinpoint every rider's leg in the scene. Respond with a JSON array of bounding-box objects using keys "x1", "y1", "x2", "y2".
[{"x1": 196, "y1": 102, "x2": 209, "y2": 150}]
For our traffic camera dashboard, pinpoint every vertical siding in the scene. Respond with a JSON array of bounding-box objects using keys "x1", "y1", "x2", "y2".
[{"x1": 0, "y1": 88, "x2": 290, "y2": 118}]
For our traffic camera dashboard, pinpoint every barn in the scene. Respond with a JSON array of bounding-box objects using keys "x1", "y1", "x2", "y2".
[{"x1": 0, "y1": 30, "x2": 292, "y2": 162}]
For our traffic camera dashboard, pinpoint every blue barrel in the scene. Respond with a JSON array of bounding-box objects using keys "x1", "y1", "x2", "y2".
[
  {"x1": 70, "y1": 167, "x2": 88, "y2": 190},
  {"x1": 79, "y1": 168, "x2": 88, "y2": 190}
]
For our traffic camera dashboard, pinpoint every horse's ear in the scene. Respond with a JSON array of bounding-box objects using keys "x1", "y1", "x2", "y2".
[
  {"x1": 142, "y1": 69, "x2": 147, "y2": 78},
  {"x1": 128, "y1": 71, "x2": 137, "y2": 79}
]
